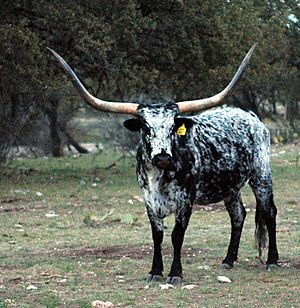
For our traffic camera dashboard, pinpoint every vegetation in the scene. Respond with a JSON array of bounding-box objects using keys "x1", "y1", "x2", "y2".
[
  {"x1": 0, "y1": 145, "x2": 299, "y2": 307},
  {"x1": 0, "y1": 0, "x2": 299, "y2": 161},
  {"x1": 0, "y1": 2, "x2": 299, "y2": 306}
]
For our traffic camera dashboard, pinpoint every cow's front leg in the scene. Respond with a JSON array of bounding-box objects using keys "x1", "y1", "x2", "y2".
[
  {"x1": 166, "y1": 206, "x2": 192, "y2": 285},
  {"x1": 147, "y1": 210, "x2": 164, "y2": 282}
]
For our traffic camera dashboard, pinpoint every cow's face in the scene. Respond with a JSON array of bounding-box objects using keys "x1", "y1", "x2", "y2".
[{"x1": 124, "y1": 102, "x2": 193, "y2": 170}]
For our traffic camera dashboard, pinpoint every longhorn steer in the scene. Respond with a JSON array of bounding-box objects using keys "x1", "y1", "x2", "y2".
[{"x1": 49, "y1": 44, "x2": 279, "y2": 285}]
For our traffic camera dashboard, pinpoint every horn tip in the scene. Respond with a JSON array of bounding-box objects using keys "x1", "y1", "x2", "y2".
[
  {"x1": 47, "y1": 47, "x2": 59, "y2": 57},
  {"x1": 249, "y1": 43, "x2": 258, "y2": 55}
]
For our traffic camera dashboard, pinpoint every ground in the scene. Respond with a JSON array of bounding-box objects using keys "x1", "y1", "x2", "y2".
[{"x1": 0, "y1": 145, "x2": 299, "y2": 307}]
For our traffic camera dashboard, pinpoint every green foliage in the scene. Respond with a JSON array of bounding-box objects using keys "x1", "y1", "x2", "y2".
[{"x1": 0, "y1": 0, "x2": 299, "y2": 161}]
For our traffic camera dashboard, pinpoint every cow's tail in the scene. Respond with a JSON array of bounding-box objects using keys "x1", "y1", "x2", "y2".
[{"x1": 255, "y1": 207, "x2": 268, "y2": 261}]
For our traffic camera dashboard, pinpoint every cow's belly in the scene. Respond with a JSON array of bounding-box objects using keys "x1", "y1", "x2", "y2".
[{"x1": 193, "y1": 168, "x2": 250, "y2": 204}]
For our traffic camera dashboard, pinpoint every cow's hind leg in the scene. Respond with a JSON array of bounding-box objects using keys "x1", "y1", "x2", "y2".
[
  {"x1": 166, "y1": 206, "x2": 192, "y2": 285},
  {"x1": 249, "y1": 175, "x2": 279, "y2": 268},
  {"x1": 147, "y1": 213, "x2": 164, "y2": 282},
  {"x1": 222, "y1": 192, "x2": 246, "y2": 269}
]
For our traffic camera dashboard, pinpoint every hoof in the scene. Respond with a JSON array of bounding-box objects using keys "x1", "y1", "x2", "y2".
[
  {"x1": 165, "y1": 276, "x2": 182, "y2": 286},
  {"x1": 220, "y1": 262, "x2": 233, "y2": 269},
  {"x1": 266, "y1": 263, "x2": 280, "y2": 271},
  {"x1": 146, "y1": 274, "x2": 163, "y2": 282}
]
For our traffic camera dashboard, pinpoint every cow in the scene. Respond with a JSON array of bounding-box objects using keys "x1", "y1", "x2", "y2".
[{"x1": 49, "y1": 44, "x2": 279, "y2": 285}]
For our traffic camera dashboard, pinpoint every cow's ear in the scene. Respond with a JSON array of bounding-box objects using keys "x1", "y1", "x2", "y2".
[
  {"x1": 123, "y1": 118, "x2": 142, "y2": 131},
  {"x1": 174, "y1": 117, "x2": 194, "y2": 130}
]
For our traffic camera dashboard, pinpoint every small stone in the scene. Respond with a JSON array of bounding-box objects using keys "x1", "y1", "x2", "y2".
[
  {"x1": 14, "y1": 189, "x2": 28, "y2": 195},
  {"x1": 182, "y1": 284, "x2": 197, "y2": 290},
  {"x1": 159, "y1": 283, "x2": 175, "y2": 290},
  {"x1": 198, "y1": 265, "x2": 211, "y2": 271},
  {"x1": 133, "y1": 195, "x2": 144, "y2": 203},
  {"x1": 36, "y1": 192, "x2": 43, "y2": 197},
  {"x1": 27, "y1": 285, "x2": 38, "y2": 290},
  {"x1": 45, "y1": 212, "x2": 59, "y2": 218},
  {"x1": 92, "y1": 300, "x2": 114, "y2": 308},
  {"x1": 4, "y1": 299, "x2": 15, "y2": 305},
  {"x1": 217, "y1": 276, "x2": 232, "y2": 283}
]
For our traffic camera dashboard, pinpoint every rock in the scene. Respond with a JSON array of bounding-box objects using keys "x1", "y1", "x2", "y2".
[
  {"x1": 182, "y1": 284, "x2": 197, "y2": 290},
  {"x1": 27, "y1": 285, "x2": 38, "y2": 290},
  {"x1": 217, "y1": 275, "x2": 232, "y2": 283},
  {"x1": 133, "y1": 195, "x2": 144, "y2": 203},
  {"x1": 92, "y1": 195, "x2": 99, "y2": 201},
  {"x1": 45, "y1": 212, "x2": 59, "y2": 218},
  {"x1": 159, "y1": 283, "x2": 175, "y2": 290},
  {"x1": 198, "y1": 265, "x2": 211, "y2": 271},
  {"x1": 13, "y1": 189, "x2": 28, "y2": 195},
  {"x1": 92, "y1": 300, "x2": 114, "y2": 308}
]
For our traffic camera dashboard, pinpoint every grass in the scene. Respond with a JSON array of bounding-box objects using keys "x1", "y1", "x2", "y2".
[{"x1": 0, "y1": 145, "x2": 299, "y2": 307}]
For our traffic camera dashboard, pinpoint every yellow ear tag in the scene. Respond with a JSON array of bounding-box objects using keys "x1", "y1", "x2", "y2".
[{"x1": 176, "y1": 123, "x2": 186, "y2": 136}]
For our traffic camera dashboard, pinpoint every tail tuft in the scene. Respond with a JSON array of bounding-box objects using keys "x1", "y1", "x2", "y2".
[{"x1": 255, "y1": 208, "x2": 268, "y2": 258}]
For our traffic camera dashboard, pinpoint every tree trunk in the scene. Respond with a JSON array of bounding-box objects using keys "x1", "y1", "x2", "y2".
[
  {"x1": 285, "y1": 101, "x2": 299, "y2": 128},
  {"x1": 0, "y1": 139, "x2": 10, "y2": 163},
  {"x1": 270, "y1": 87, "x2": 277, "y2": 115},
  {"x1": 48, "y1": 94, "x2": 63, "y2": 157},
  {"x1": 59, "y1": 125, "x2": 89, "y2": 154}
]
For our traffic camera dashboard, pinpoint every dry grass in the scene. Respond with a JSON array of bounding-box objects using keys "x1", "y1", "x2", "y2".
[{"x1": 0, "y1": 145, "x2": 299, "y2": 307}]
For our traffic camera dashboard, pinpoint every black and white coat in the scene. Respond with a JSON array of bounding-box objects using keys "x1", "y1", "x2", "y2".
[
  {"x1": 124, "y1": 102, "x2": 279, "y2": 284},
  {"x1": 49, "y1": 44, "x2": 278, "y2": 285}
]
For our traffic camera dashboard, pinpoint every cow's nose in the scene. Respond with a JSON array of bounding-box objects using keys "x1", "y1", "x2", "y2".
[{"x1": 152, "y1": 154, "x2": 173, "y2": 170}]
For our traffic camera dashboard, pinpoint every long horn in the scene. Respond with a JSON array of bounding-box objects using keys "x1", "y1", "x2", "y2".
[
  {"x1": 48, "y1": 48, "x2": 138, "y2": 115},
  {"x1": 177, "y1": 43, "x2": 257, "y2": 113}
]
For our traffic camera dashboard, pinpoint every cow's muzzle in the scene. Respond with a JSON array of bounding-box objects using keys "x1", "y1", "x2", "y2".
[{"x1": 152, "y1": 154, "x2": 174, "y2": 170}]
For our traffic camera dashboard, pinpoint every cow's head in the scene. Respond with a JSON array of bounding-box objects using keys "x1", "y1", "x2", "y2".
[
  {"x1": 48, "y1": 44, "x2": 256, "y2": 169},
  {"x1": 122, "y1": 102, "x2": 195, "y2": 169}
]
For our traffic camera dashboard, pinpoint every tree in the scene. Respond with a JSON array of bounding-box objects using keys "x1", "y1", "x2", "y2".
[{"x1": 0, "y1": 0, "x2": 299, "y2": 163}]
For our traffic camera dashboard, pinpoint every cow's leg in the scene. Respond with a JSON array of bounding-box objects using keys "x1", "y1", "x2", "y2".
[
  {"x1": 166, "y1": 206, "x2": 192, "y2": 285},
  {"x1": 222, "y1": 192, "x2": 246, "y2": 269},
  {"x1": 249, "y1": 175, "x2": 279, "y2": 268},
  {"x1": 147, "y1": 212, "x2": 164, "y2": 282}
]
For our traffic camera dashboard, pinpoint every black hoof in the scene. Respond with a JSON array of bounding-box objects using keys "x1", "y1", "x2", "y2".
[
  {"x1": 220, "y1": 262, "x2": 233, "y2": 269},
  {"x1": 165, "y1": 276, "x2": 182, "y2": 285},
  {"x1": 266, "y1": 263, "x2": 279, "y2": 271},
  {"x1": 146, "y1": 274, "x2": 163, "y2": 282}
]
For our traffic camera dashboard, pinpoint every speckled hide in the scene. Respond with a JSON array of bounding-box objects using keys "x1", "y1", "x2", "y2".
[
  {"x1": 124, "y1": 102, "x2": 279, "y2": 284},
  {"x1": 49, "y1": 44, "x2": 275, "y2": 284}
]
